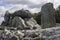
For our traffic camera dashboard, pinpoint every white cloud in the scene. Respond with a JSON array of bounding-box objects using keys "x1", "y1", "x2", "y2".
[
  {"x1": 8, "y1": 4, "x2": 29, "y2": 13},
  {"x1": 5, "y1": 0, "x2": 60, "y2": 12},
  {"x1": 29, "y1": 8, "x2": 40, "y2": 13},
  {"x1": 0, "y1": 0, "x2": 60, "y2": 13},
  {"x1": 29, "y1": 0, "x2": 41, "y2": 4},
  {"x1": 53, "y1": 0, "x2": 60, "y2": 8},
  {"x1": 0, "y1": 6, "x2": 7, "y2": 14}
]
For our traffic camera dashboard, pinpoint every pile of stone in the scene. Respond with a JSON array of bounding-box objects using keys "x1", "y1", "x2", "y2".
[
  {"x1": 1, "y1": 9, "x2": 41, "y2": 40},
  {"x1": 0, "y1": 29, "x2": 40, "y2": 40}
]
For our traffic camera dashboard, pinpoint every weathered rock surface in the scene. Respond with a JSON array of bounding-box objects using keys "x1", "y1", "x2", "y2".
[
  {"x1": 41, "y1": 3, "x2": 56, "y2": 28},
  {"x1": 2, "y1": 26, "x2": 60, "y2": 40},
  {"x1": 0, "y1": 26, "x2": 41, "y2": 40},
  {"x1": 25, "y1": 18, "x2": 41, "y2": 29},
  {"x1": 1, "y1": 9, "x2": 40, "y2": 30},
  {"x1": 11, "y1": 16, "x2": 27, "y2": 29},
  {"x1": 13, "y1": 9, "x2": 32, "y2": 19},
  {"x1": 41, "y1": 27, "x2": 60, "y2": 40},
  {"x1": 0, "y1": 9, "x2": 41, "y2": 40},
  {"x1": 1, "y1": 11, "x2": 11, "y2": 26}
]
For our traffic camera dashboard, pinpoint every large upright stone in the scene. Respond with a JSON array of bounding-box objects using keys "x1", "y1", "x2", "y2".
[{"x1": 41, "y1": 3, "x2": 56, "y2": 29}]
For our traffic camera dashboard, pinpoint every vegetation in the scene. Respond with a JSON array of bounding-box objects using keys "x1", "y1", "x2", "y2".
[
  {"x1": 33, "y1": 12, "x2": 41, "y2": 25},
  {"x1": 55, "y1": 5, "x2": 60, "y2": 23},
  {"x1": 33, "y1": 5, "x2": 60, "y2": 25}
]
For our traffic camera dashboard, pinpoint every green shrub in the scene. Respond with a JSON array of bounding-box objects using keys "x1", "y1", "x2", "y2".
[{"x1": 33, "y1": 12, "x2": 41, "y2": 25}]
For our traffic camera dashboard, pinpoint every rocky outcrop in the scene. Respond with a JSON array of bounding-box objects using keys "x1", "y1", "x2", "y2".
[
  {"x1": 0, "y1": 26, "x2": 40, "y2": 40},
  {"x1": 1, "y1": 9, "x2": 41, "y2": 30},
  {"x1": 1, "y1": 11, "x2": 11, "y2": 26},
  {"x1": 25, "y1": 18, "x2": 41, "y2": 29},
  {"x1": 13, "y1": 9, "x2": 32, "y2": 19},
  {"x1": 0, "y1": 9, "x2": 41, "y2": 40},
  {"x1": 11, "y1": 16, "x2": 28, "y2": 29}
]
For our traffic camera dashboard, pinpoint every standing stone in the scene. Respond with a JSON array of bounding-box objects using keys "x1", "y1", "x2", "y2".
[{"x1": 41, "y1": 3, "x2": 56, "y2": 29}]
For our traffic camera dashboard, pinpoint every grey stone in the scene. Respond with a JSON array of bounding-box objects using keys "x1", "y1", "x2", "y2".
[
  {"x1": 1, "y1": 9, "x2": 41, "y2": 30},
  {"x1": 41, "y1": 27, "x2": 60, "y2": 40},
  {"x1": 0, "y1": 9, "x2": 41, "y2": 40},
  {"x1": 9, "y1": 36, "x2": 18, "y2": 40},
  {"x1": 11, "y1": 16, "x2": 27, "y2": 29},
  {"x1": 1, "y1": 21, "x2": 7, "y2": 26},
  {"x1": 1, "y1": 11, "x2": 11, "y2": 26},
  {"x1": 0, "y1": 27, "x2": 41, "y2": 40},
  {"x1": 4, "y1": 11, "x2": 11, "y2": 23},
  {"x1": 13, "y1": 9, "x2": 32, "y2": 19},
  {"x1": 11, "y1": 17, "x2": 41, "y2": 29},
  {"x1": 1, "y1": 10, "x2": 33, "y2": 27},
  {"x1": 41, "y1": 3, "x2": 56, "y2": 29},
  {"x1": 25, "y1": 18, "x2": 41, "y2": 29}
]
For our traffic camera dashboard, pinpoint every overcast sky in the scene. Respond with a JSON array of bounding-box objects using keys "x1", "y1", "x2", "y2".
[
  {"x1": 0, "y1": 0, "x2": 60, "y2": 24},
  {"x1": 0, "y1": 0, "x2": 60, "y2": 14}
]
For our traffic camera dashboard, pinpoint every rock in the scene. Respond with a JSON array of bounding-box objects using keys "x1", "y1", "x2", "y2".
[
  {"x1": 41, "y1": 3, "x2": 56, "y2": 29},
  {"x1": 1, "y1": 9, "x2": 33, "y2": 26},
  {"x1": 1, "y1": 21, "x2": 8, "y2": 26},
  {"x1": 25, "y1": 18, "x2": 41, "y2": 29},
  {"x1": 11, "y1": 17, "x2": 41, "y2": 29},
  {"x1": 23, "y1": 30, "x2": 40, "y2": 38},
  {"x1": 11, "y1": 16, "x2": 27, "y2": 29},
  {"x1": 1, "y1": 11, "x2": 11, "y2": 26},
  {"x1": 41, "y1": 27, "x2": 60, "y2": 40},
  {"x1": 0, "y1": 28, "x2": 25, "y2": 40},
  {"x1": 9, "y1": 36, "x2": 18, "y2": 40},
  {"x1": 27, "y1": 32, "x2": 39, "y2": 38},
  {"x1": 1, "y1": 9, "x2": 41, "y2": 30},
  {"x1": 4, "y1": 11, "x2": 11, "y2": 23},
  {"x1": 0, "y1": 26, "x2": 41, "y2": 40},
  {"x1": 13, "y1": 9, "x2": 32, "y2": 19}
]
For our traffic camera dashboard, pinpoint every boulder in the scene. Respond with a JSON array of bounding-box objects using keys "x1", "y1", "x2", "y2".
[
  {"x1": 4, "y1": 11, "x2": 11, "y2": 23},
  {"x1": 9, "y1": 36, "x2": 18, "y2": 40},
  {"x1": 1, "y1": 9, "x2": 41, "y2": 30},
  {"x1": 11, "y1": 16, "x2": 28, "y2": 29},
  {"x1": 25, "y1": 18, "x2": 41, "y2": 29},
  {"x1": 1, "y1": 11, "x2": 11, "y2": 26},
  {"x1": 1, "y1": 21, "x2": 8, "y2": 26},
  {"x1": 13, "y1": 9, "x2": 32, "y2": 19}
]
